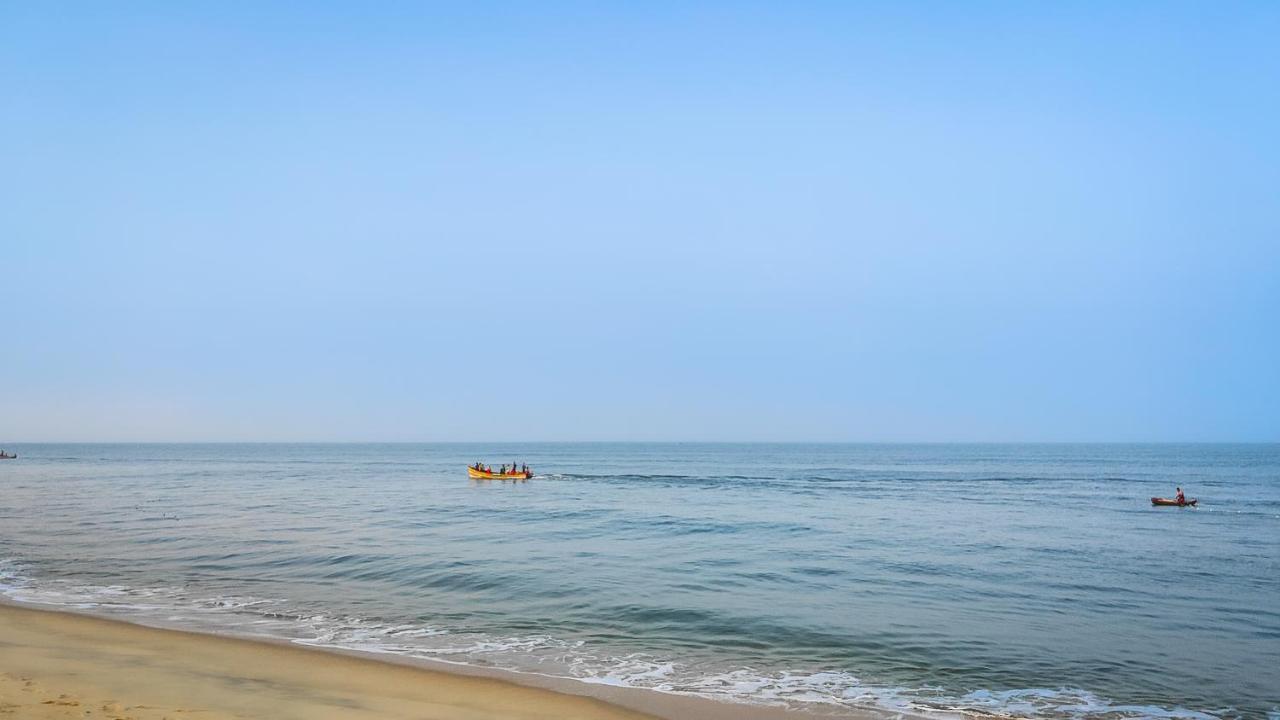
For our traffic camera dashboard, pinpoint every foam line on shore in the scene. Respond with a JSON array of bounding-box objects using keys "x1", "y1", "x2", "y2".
[{"x1": 0, "y1": 601, "x2": 880, "y2": 720}]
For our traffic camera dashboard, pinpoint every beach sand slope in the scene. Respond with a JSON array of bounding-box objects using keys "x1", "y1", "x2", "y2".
[{"x1": 0, "y1": 603, "x2": 659, "y2": 720}]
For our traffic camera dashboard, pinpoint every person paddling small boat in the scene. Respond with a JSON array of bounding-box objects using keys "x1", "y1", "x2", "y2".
[{"x1": 1151, "y1": 487, "x2": 1196, "y2": 507}]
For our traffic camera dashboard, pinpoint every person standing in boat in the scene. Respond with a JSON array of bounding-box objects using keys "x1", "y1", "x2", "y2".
[{"x1": 1176, "y1": 487, "x2": 1186, "y2": 504}]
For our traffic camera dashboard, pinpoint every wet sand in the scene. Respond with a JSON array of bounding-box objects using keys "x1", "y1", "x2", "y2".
[
  {"x1": 0, "y1": 602, "x2": 663, "y2": 720},
  {"x1": 0, "y1": 603, "x2": 851, "y2": 720}
]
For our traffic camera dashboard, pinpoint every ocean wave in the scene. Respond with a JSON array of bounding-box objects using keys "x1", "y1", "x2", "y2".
[{"x1": 0, "y1": 560, "x2": 1235, "y2": 720}]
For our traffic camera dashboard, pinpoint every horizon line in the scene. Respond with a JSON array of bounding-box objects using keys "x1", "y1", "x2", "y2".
[{"x1": 2, "y1": 440, "x2": 1277, "y2": 445}]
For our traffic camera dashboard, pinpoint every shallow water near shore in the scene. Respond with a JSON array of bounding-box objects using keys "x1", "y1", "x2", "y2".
[{"x1": 1, "y1": 443, "x2": 1277, "y2": 719}]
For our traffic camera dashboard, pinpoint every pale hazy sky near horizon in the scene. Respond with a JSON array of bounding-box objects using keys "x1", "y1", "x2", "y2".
[{"x1": 3, "y1": 3, "x2": 1278, "y2": 442}]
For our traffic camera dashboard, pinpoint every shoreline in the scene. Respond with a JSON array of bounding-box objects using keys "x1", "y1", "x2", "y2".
[{"x1": 0, "y1": 600, "x2": 894, "y2": 720}]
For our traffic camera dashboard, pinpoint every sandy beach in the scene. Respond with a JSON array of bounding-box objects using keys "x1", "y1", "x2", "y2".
[
  {"x1": 0, "y1": 602, "x2": 833, "y2": 720},
  {"x1": 0, "y1": 602, "x2": 666, "y2": 720}
]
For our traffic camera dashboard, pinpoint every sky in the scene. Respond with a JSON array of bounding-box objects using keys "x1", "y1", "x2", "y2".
[{"x1": 2, "y1": 2, "x2": 1277, "y2": 442}]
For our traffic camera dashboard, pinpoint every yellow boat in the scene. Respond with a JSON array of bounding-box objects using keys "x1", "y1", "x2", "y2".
[{"x1": 468, "y1": 466, "x2": 531, "y2": 480}]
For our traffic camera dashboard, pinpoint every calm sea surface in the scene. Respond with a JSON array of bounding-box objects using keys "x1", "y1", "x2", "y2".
[{"x1": 0, "y1": 444, "x2": 1276, "y2": 719}]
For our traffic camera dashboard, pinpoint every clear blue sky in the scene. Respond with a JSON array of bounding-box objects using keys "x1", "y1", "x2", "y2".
[{"x1": 2, "y1": 2, "x2": 1277, "y2": 442}]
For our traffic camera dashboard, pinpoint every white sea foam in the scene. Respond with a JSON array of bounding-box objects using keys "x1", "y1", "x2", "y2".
[{"x1": 0, "y1": 560, "x2": 1231, "y2": 720}]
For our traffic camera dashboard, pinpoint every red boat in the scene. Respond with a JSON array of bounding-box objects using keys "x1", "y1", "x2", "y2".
[{"x1": 1151, "y1": 497, "x2": 1197, "y2": 507}]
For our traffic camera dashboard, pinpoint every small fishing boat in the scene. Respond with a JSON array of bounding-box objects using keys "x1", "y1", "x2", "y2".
[
  {"x1": 468, "y1": 466, "x2": 531, "y2": 480},
  {"x1": 1151, "y1": 497, "x2": 1196, "y2": 507},
  {"x1": 0, "y1": 451, "x2": 16, "y2": 460}
]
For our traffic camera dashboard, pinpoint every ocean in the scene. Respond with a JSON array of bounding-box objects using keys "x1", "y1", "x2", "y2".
[{"x1": 0, "y1": 443, "x2": 1276, "y2": 719}]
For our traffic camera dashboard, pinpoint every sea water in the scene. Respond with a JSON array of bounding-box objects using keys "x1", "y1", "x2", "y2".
[{"x1": 0, "y1": 443, "x2": 1276, "y2": 718}]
